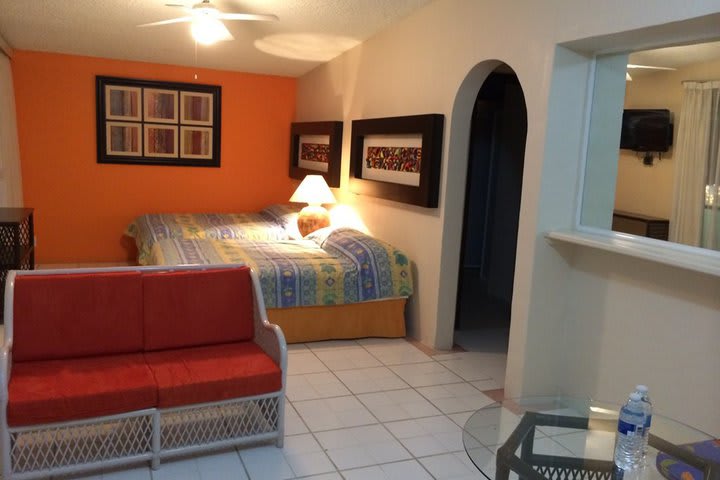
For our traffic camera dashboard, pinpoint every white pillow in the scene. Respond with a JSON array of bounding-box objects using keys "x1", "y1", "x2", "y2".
[{"x1": 304, "y1": 226, "x2": 336, "y2": 245}]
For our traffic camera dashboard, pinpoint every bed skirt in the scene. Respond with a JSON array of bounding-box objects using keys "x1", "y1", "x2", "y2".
[{"x1": 267, "y1": 298, "x2": 407, "y2": 343}]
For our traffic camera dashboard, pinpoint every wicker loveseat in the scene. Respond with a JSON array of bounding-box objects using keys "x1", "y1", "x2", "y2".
[{"x1": 0, "y1": 264, "x2": 286, "y2": 480}]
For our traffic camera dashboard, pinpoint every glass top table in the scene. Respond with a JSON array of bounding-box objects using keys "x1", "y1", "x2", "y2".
[{"x1": 462, "y1": 396, "x2": 718, "y2": 480}]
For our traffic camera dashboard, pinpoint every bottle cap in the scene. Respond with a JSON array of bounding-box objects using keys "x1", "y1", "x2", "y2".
[
  {"x1": 635, "y1": 385, "x2": 648, "y2": 393},
  {"x1": 629, "y1": 392, "x2": 642, "y2": 401}
]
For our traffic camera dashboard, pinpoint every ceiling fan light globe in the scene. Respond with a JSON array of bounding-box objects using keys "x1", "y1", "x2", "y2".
[{"x1": 191, "y1": 16, "x2": 230, "y2": 45}]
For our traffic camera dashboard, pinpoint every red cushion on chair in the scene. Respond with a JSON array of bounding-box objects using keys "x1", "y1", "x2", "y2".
[
  {"x1": 142, "y1": 267, "x2": 255, "y2": 351},
  {"x1": 7, "y1": 353, "x2": 158, "y2": 426},
  {"x1": 12, "y1": 272, "x2": 144, "y2": 362},
  {"x1": 144, "y1": 342, "x2": 281, "y2": 408}
]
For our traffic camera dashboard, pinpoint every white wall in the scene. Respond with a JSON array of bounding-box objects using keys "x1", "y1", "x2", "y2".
[
  {"x1": 296, "y1": 0, "x2": 720, "y2": 435},
  {"x1": 561, "y1": 247, "x2": 720, "y2": 434}
]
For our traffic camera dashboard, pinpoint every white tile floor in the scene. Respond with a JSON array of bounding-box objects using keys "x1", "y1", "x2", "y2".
[{"x1": 54, "y1": 337, "x2": 512, "y2": 480}]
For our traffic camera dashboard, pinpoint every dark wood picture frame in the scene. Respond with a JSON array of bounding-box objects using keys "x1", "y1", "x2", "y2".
[
  {"x1": 349, "y1": 114, "x2": 444, "y2": 207},
  {"x1": 96, "y1": 76, "x2": 221, "y2": 167},
  {"x1": 289, "y1": 121, "x2": 343, "y2": 187}
]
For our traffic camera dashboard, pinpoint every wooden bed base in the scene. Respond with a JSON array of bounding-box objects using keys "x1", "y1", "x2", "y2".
[{"x1": 267, "y1": 298, "x2": 407, "y2": 343}]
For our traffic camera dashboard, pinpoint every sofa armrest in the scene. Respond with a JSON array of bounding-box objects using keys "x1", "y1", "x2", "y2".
[
  {"x1": 248, "y1": 269, "x2": 287, "y2": 376},
  {"x1": 2, "y1": 269, "x2": 15, "y2": 402},
  {"x1": 0, "y1": 345, "x2": 9, "y2": 372},
  {"x1": 0, "y1": 347, "x2": 10, "y2": 403},
  {"x1": 0, "y1": 347, "x2": 10, "y2": 480}
]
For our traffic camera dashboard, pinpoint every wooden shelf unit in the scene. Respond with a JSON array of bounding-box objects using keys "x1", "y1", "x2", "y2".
[
  {"x1": 612, "y1": 210, "x2": 669, "y2": 241},
  {"x1": 0, "y1": 208, "x2": 35, "y2": 324}
]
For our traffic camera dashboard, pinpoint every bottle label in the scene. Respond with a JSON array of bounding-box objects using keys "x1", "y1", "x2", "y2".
[
  {"x1": 645, "y1": 415, "x2": 652, "y2": 429},
  {"x1": 618, "y1": 419, "x2": 643, "y2": 436}
]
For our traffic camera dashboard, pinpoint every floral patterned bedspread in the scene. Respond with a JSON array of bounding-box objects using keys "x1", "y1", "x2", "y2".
[
  {"x1": 146, "y1": 228, "x2": 413, "y2": 308},
  {"x1": 126, "y1": 204, "x2": 301, "y2": 265}
]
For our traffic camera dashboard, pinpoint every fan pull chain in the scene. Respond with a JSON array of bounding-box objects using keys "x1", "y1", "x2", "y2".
[{"x1": 194, "y1": 40, "x2": 199, "y2": 80}]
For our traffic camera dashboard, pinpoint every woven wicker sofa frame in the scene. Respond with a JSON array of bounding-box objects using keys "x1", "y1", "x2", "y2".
[{"x1": 0, "y1": 264, "x2": 287, "y2": 480}]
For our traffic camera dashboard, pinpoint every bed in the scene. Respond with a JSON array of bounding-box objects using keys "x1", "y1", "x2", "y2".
[
  {"x1": 125, "y1": 207, "x2": 413, "y2": 343},
  {"x1": 126, "y1": 204, "x2": 302, "y2": 265}
]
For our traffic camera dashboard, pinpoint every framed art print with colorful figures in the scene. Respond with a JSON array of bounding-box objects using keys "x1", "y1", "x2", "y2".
[
  {"x1": 289, "y1": 121, "x2": 343, "y2": 187},
  {"x1": 349, "y1": 114, "x2": 444, "y2": 207}
]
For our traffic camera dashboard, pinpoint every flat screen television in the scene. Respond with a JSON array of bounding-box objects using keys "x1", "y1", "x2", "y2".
[{"x1": 619, "y1": 109, "x2": 673, "y2": 152}]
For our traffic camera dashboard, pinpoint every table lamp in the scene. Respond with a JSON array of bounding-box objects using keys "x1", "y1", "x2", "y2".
[{"x1": 289, "y1": 175, "x2": 337, "y2": 237}]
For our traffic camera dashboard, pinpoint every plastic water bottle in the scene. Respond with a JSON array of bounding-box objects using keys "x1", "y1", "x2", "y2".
[
  {"x1": 634, "y1": 385, "x2": 652, "y2": 459},
  {"x1": 614, "y1": 392, "x2": 646, "y2": 471}
]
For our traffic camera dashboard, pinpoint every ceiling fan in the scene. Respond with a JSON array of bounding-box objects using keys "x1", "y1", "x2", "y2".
[
  {"x1": 625, "y1": 64, "x2": 676, "y2": 81},
  {"x1": 138, "y1": 0, "x2": 279, "y2": 45}
]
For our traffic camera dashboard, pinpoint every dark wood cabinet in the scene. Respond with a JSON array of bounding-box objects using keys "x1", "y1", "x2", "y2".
[
  {"x1": 0, "y1": 208, "x2": 35, "y2": 323},
  {"x1": 612, "y1": 210, "x2": 669, "y2": 240}
]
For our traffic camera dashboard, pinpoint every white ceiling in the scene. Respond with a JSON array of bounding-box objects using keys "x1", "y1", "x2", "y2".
[
  {"x1": 0, "y1": 0, "x2": 434, "y2": 77},
  {"x1": 628, "y1": 40, "x2": 720, "y2": 72}
]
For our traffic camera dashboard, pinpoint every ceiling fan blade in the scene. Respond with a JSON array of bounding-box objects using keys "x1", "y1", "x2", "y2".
[
  {"x1": 218, "y1": 13, "x2": 279, "y2": 22},
  {"x1": 137, "y1": 16, "x2": 193, "y2": 27},
  {"x1": 219, "y1": 30, "x2": 235, "y2": 42},
  {"x1": 165, "y1": 4, "x2": 193, "y2": 14},
  {"x1": 627, "y1": 64, "x2": 676, "y2": 70}
]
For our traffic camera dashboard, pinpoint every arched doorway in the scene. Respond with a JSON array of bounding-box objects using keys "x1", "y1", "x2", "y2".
[{"x1": 453, "y1": 64, "x2": 527, "y2": 352}]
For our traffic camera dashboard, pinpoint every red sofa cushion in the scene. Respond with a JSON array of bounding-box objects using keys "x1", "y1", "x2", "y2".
[
  {"x1": 144, "y1": 342, "x2": 281, "y2": 408},
  {"x1": 12, "y1": 272, "x2": 144, "y2": 362},
  {"x1": 142, "y1": 267, "x2": 255, "y2": 351},
  {"x1": 7, "y1": 353, "x2": 158, "y2": 427}
]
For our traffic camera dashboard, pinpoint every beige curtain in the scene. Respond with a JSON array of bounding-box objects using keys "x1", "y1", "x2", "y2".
[
  {"x1": 0, "y1": 52, "x2": 23, "y2": 207},
  {"x1": 701, "y1": 82, "x2": 720, "y2": 251},
  {"x1": 669, "y1": 81, "x2": 719, "y2": 248}
]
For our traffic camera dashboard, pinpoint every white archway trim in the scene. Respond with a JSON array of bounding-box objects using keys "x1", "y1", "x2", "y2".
[
  {"x1": 435, "y1": 59, "x2": 505, "y2": 350},
  {"x1": 0, "y1": 52, "x2": 23, "y2": 207},
  {"x1": 0, "y1": 33, "x2": 13, "y2": 59}
]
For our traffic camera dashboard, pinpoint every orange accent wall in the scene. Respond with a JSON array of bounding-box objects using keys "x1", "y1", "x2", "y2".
[{"x1": 12, "y1": 50, "x2": 297, "y2": 264}]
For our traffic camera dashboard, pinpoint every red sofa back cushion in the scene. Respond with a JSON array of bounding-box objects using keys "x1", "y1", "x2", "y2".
[
  {"x1": 142, "y1": 267, "x2": 255, "y2": 351},
  {"x1": 12, "y1": 272, "x2": 144, "y2": 362}
]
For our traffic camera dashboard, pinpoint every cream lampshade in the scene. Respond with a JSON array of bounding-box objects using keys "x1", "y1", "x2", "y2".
[{"x1": 289, "y1": 175, "x2": 336, "y2": 237}]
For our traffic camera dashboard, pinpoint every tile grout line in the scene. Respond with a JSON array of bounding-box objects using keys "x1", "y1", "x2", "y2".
[
  {"x1": 291, "y1": 341, "x2": 373, "y2": 479},
  {"x1": 304, "y1": 343, "x2": 419, "y2": 477},
  {"x1": 286, "y1": 339, "x2": 505, "y2": 479},
  {"x1": 290, "y1": 340, "x2": 445, "y2": 479},
  {"x1": 233, "y1": 446, "x2": 253, "y2": 480},
  {"x1": 242, "y1": 338, "x2": 504, "y2": 479},
  {"x1": 357, "y1": 339, "x2": 506, "y2": 478}
]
